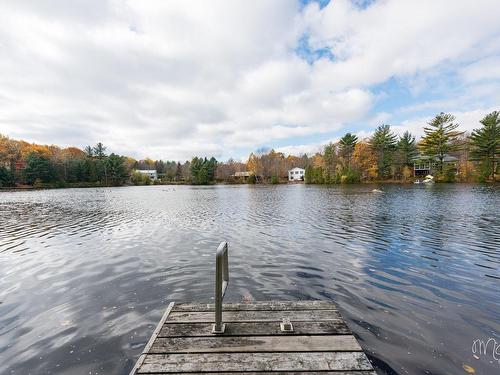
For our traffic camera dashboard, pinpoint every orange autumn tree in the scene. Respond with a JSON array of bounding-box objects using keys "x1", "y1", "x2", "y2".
[
  {"x1": 246, "y1": 152, "x2": 261, "y2": 177},
  {"x1": 352, "y1": 141, "x2": 378, "y2": 181},
  {"x1": 0, "y1": 135, "x2": 22, "y2": 172}
]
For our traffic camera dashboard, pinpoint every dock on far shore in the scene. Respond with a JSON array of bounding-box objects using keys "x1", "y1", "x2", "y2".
[{"x1": 130, "y1": 300, "x2": 376, "y2": 374}]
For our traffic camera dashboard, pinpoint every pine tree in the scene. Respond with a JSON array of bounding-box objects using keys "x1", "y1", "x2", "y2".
[
  {"x1": 84, "y1": 145, "x2": 94, "y2": 158},
  {"x1": 0, "y1": 166, "x2": 14, "y2": 187},
  {"x1": 207, "y1": 157, "x2": 218, "y2": 182},
  {"x1": 370, "y1": 124, "x2": 397, "y2": 178},
  {"x1": 93, "y1": 142, "x2": 107, "y2": 159},
  {"x1": 24, "y1": 152, "x2": 56, "y2": 184},
  {"x1": 190, "y1": 157, "x2": 217, "y2": 184},
  {"x1": 175, "y1": 162, "x2": 182, "y2": 181},
  {"x1": 397, "y1": 131, "x2": 417, "y2": 165},
  {"x1": 105, "y1": 153, "x2": 127, "y2": 185},
  {"x1": 339, "y1": 133, "x2": 358, "y2": 167},
  {"x1": 323, "y1": 142, "x2": 338, "y2": 178},
  {"x1": 420, "y1": 112, "x2": 463, "y2": 174},
  {"x1": 470, "y1": 111, "x2": 500, "y2": 180}
]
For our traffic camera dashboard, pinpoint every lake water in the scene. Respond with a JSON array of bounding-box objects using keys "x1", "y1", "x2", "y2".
[{"x1": 0, "y1": 184, "x2": 499, "y2": 374}]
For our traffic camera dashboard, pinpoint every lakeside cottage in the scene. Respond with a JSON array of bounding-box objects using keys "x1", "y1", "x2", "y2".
[
  {"x1": 412, "y1": 154, "x2": 458, "y2": 176},
  {"x1": 232, "y1": 171, "x2": 253, "y2": 182},
  {"x1": 233, "y1": 171, "x2": 252, "y2": 178},
  {"x1": 135, "y1": 169, "x2": 158, "y2": 181},
  {"x1": 288, "y1": 167, "x2": 305, "y2": 181}
]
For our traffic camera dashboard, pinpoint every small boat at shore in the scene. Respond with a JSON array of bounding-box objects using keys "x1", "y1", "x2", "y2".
[
  {"x1": 423, "y1": 175, "x2": 434, "y2": 184},
  {"x1": 415, "y1": 175, "x2": 435, "y2": 184}
]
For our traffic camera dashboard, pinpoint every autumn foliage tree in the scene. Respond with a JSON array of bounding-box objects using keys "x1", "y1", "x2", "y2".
[
  {"x1": 0, "y1": 135, "x2": 19, "y2": 186},
  {"x1": 246, "y1": 149, "x2": 304, "y2": 182},
  {"x1": 352, "y1": 142, "x2": 378, "y2": 181}
]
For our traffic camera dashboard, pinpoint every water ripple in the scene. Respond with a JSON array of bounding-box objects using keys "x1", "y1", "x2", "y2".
[{"x1": 0, "y1": 184, "x2": 499, "y2": 374}]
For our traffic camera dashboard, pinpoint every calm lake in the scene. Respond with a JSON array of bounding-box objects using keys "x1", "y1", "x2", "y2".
[{"x1": 0, "y1": 184, "x2": 499, "y2": 374}]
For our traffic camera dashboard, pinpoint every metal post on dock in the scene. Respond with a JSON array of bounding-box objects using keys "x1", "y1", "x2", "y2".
[{"x1": 212, "y1": 241, "x2": 229, "y2": 334}]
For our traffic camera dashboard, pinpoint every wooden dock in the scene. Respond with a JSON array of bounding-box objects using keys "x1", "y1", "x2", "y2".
[{"x1": 130, "y1": 300, "x2": 375, "y2": 374}]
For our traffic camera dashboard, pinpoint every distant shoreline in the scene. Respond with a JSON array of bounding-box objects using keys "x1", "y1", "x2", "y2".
[{"x1": 1, "y1": 180, "x2": 497, "y2": 191}]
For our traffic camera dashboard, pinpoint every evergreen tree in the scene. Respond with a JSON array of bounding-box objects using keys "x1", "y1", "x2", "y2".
[
  {"x1": 84, "y1": 145, "x2": 94, "y2": 158},
  {"x1": 0, "y1": 166, "x2": 14, "y2": 187},
  {"x1": 93, "y1": 142, "x2": 107, "y2": 159},
  {"x1": 84, "y1": 158, "x2": 98, "y2": 182},
  {"x1": 105, "y1": 153, "x2": 127, "y2": 185},
  {"x1": 207, "y1": 157, "x2": 217, "y2": 181},
  {"x1": 155, "y1": 160, "x2": 166, "y2": 174},
  {"x1": 323, "y1": 142, "x2": 338, "y2": 178},
  {"x1": 304, "y1": 165, "x2": 324, "y2": 184},
  {"x1": 190, "y1": 157, "x2": 202, "y2": 184},
  {"x1": 339, "y1": 133, "x2": 358, "y2": 167},
  {"x1": 397, "y1": 131, "x2": 417, "y2": 165},
  {"x1": 190, "y1": 156, "x2": 217, "y2": 184},
  {"x1": 470, "y1": 111, "x2": 500, "y2": 180},
  {"x1": 24, "y1": 152, "x2": 56, "y2": 184},
  {"x1": 370, "y1": 124, "x2": 397, "y2": 178},
  {"x1": 95, "y1": 158, "x2": 107, "y2": 184},
  {"x1": 420, "y1": 112, "x2": 463, "y2": 173},
  {"x1": 175, "y1": 162, "x2": 183, "y2": 181}
]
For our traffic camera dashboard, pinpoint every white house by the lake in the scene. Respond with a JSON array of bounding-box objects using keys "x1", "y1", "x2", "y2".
[
  {"x1": 136, "y1": 169, "x2": 158, "y2": 181},
  {"x1": 288, "y1": 167, "x2": 305, "y2": 181}
]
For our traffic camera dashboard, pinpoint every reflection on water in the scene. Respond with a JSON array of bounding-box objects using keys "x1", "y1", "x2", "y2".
[{"x1": 0, "y1": 184, "x2": 499, "y2": 374}]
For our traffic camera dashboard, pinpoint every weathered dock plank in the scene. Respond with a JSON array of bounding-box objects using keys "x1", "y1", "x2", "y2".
[
  {"x1": 173, "y1": 301, "x2": 338, "y2": 311},
  {"x1": 157, "y1": 372, "x2": 377, "y2": 375},
  {"x1": 167, "y1": 309, "x2": 341, "y2": 323},
  {"x1": 151, "y1": 335, "x2": 362, "y2": 353},
  {"x1": 130, "y1": 301, "x2": 375, "y2": 374},
  {"x1": 159, "y1": 320, "x2": 350, "y2": 337},
  {"x1": 138, "y1": 352, "x2": 372, "y2": 373}
]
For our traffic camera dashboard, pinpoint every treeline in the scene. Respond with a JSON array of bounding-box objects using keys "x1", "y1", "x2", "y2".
[
  {"x1": 224, "y1": 111, "x2": 498, "y2": 184},
  {"x1": 130, "y1": 157, "x2": 218, "y2": 185},
  {"x1": 302, "y1": 111, "x2": 499, "y2": 184},
  {"x1": 0, "y1": 140, "x2": 131, "y2": 187},
  {"x1": 0, "y1": 136, "x2": 222, "y2": 187},
  {"x1": 1, "y1": 111, "x2": 498, "y2": 188}
]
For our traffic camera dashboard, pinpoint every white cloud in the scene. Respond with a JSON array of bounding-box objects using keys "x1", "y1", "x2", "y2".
[
  {"x1": 392, "y1": 107, "x2": 498, "y2": 139},
  {"x1": 277, "y1": 106, "x2": 497, "y2": 156},
  {"x1": 304, "y1": 0, "x2": 500, "y2": 90},
  {"x1": 461, "y1": 56, "x2": 500, "y2": 83},
  {"x1": 276, "y1": 143, "x2": 323, "y2": 156},
  {"x1": 0, "y1": 0, "x2": 499, "y2": 160}
]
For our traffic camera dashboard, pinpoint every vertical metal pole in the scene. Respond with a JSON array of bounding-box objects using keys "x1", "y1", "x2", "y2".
[
  {"x1": 212, "y1": 242, "x2": 228, "y2": 334},
  {"x1": 214, "y1": 251, "x2": 223, "y2": 332}
]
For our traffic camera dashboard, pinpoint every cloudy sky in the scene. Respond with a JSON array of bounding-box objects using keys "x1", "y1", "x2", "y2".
[{"x1": 1, "y1": 0, "x2": 499, "y2": 161}]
